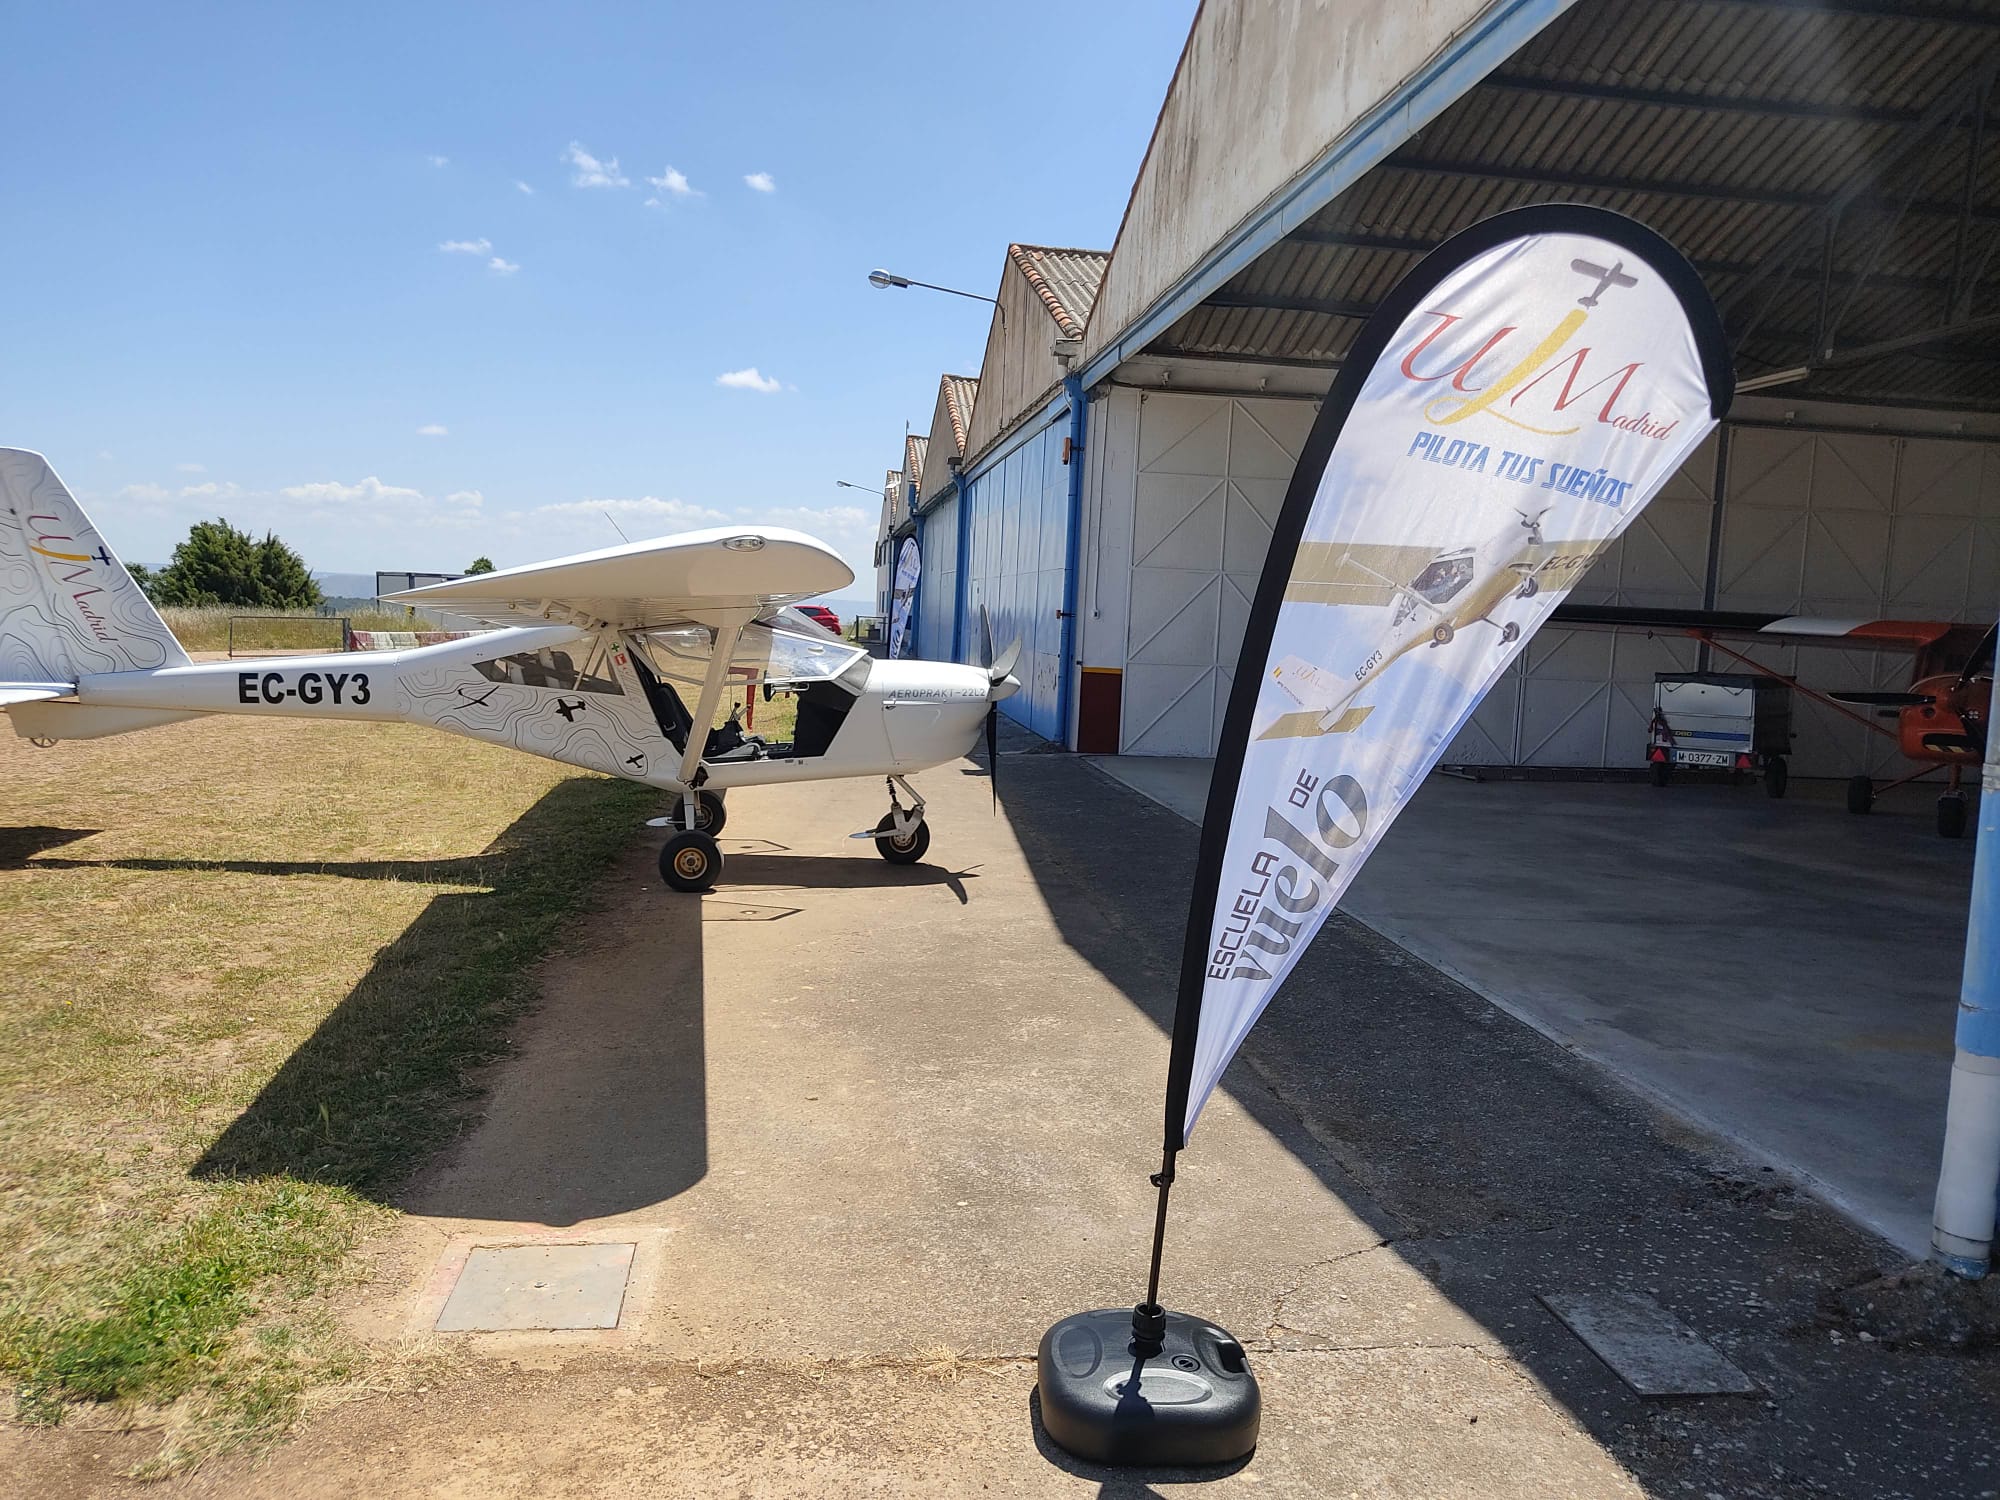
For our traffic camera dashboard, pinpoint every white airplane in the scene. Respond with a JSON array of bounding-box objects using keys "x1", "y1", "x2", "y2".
[
  {"x1": 0, "y1": 449, "x2": 1018, "y2": 892},
  {"x1": 1259, "y1": 508, "x2": 1606, "y2": 741}
]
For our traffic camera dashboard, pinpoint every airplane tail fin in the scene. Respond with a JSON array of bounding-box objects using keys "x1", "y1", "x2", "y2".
[
  {"x1": 1, "y1": 449, "x2": 196, "y2": 741},
  {"x1": 0, "y1": 448, "x2": 191, "y2": 688}
]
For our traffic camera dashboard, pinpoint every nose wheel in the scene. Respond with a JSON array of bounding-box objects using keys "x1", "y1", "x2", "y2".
[{"x1": 857, "y1": 775, "x2": 931, "y2": 865}]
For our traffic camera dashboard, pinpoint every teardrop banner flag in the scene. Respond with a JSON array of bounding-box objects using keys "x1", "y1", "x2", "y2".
[
  {"x1": 889, "y1": 537, "x2": 921, "y2": 659},
  {"x1": 1165, "y1": 205, "x2": 1732, "y2": 1152}
]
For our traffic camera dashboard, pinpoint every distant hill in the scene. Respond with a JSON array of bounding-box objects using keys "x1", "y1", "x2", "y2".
[{"x1": 313, "y1": 571, "x2": 380, "y2": 599}]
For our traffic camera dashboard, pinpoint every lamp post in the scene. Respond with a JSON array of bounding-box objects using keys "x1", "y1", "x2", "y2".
[
  {"x1": 868, "y1": 269, "x2": 1003, "y2": 326},
  {"x1": 835, "y1": 480, "x2": 879, "y2": 495}
]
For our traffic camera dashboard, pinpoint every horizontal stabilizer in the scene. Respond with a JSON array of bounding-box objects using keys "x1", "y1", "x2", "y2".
[
  {"x1": 0, "y1": 681, "x2": 72, "y2": 706},
  {"x1": 1255, "y1": 703, "x2": 1374, "y2": 741},
  {"x1": 6, "y1": 700, "x2": 206, "y2": 741}
]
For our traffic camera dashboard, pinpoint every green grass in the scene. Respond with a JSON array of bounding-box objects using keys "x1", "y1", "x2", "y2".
[{"x1": 0, "y1": 715, "x2": 660, "y2": 1466}]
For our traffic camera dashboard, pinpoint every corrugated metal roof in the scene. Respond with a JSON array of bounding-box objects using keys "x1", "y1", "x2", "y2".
[
  {"x1": 942, "y1": 374, "x2": 979, "y2": 454},
  {"x1": 1150, "y1": 0, "x2": 2000, "y2": 410},
  {"x1": 904, "y1": 434, "x2": 928, "y2": 493},
  {"x1": 1008, "y1": 245, "x2": 1111, "y2": 338}
]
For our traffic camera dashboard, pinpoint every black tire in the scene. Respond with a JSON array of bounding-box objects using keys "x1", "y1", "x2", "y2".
[
  {"x1": 1431, "y1": 623, "x2": 1455, "y2": 647},
  {"x1": 1846, "y1": 774, "x2": 1875, "y2": 815},
  {"x1": 1517, "y1": 575, "x2": 1540, "y2": 600},
  {"x1": 1650, "y1": 759, "x2": 1671, "y2": 788},
  {"x1": 1939, "y1": 794, "x2": 1968, "y2": 840},
  {"x1": 669, "y1": 789, "x2": 727, "y2": 835},
  {"x1": 1501, "y1": 621, "x2": 1522, "y2": 644},
  {"x1": 659, "y1": 830, "x2": 723, "y2": 892},
  {"x1": 1764, "y1": 756, "x2": 1788, "y2": 799},
  {"x1": 873, "y1": 815, "x2": 931, "y2": 865}
]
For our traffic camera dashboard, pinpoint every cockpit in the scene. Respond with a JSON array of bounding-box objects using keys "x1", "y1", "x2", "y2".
[
  {"x1": 627, "y1": 606, "x2": 872, "y2": 762},
  {"x1": 1393, "y1": 549, "x2": 1477, "y2": 626}
]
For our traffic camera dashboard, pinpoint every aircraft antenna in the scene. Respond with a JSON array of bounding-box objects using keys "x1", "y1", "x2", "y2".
[{"x1": 602, "y1": 510, "x2": 631, "y2": 543}]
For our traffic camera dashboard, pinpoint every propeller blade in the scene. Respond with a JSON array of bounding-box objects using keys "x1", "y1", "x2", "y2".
[
  {"x1": 1827, "y1": 690, "x2": 1935, "y2": 707},
  {"x1": 986, "y1": 704, "x2": 998, "y2": 814},
  {"x1": 980, "y1": 603, "x2": 995, "y2": 671},
  {"x1": 989, "y1": 636, "x2": 1023, "y2": 684}
]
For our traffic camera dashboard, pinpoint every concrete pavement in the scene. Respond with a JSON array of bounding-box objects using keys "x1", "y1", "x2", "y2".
[
  {"x1": 27, "y1": 737, "x2": 1995, "y2": 1497},
  {"x1": 1091, "y1": 755, "x2": 1975, "y2": 1258}
]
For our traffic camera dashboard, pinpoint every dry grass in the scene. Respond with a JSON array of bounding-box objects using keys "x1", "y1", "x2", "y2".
[
  {"x1": 160, "y1": 606, "x2": 432, "y2": 654},
  {"x1": 0, "y1": 712, "x2": 658, "y2": 1466}
]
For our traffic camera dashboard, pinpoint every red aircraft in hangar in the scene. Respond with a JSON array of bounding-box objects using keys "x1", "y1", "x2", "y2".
[{"x1": 1551, "y1": 604, "x2": 1994, "y2": 838}]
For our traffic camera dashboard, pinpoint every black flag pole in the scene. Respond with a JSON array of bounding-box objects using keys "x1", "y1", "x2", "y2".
[{"x1": 1037, "y1": 205, "x2": 1731, "y2": 1469}]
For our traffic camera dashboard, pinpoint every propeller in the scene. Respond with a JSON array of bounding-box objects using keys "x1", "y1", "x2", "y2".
[{"x1": 978, "y1": 605, "x2": 1024, "y2": 814}]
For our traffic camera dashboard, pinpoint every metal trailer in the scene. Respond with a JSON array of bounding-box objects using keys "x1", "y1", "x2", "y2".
[{"x1": 1648, "y1": 672, "x2": 1794, "y2": 796}]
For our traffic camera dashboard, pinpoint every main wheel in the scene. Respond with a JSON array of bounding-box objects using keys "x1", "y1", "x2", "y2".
[
  {"x1": 1431, "y1": 622, "x2": 1456, "y2": 647},
  {"x1": 669, "y1": 789, "x2": 727, "y2": 835},
  {"x1": 1500, "y1": 621, "x2": 1522, "y2": 644},
  {"x1": 873, "y1": 815, "x2": 931, "y2": 865},
  {"x1": 1517, "y1": 575, "x2": 1540, "y2": 600},
  {"x1": 1764, "y1": 756, "x2": 1788, "y2": 799},
  {"x1": 1650, "y1": 759, "x2": 1671, "y2": 788},
  {"x1": 1939, "y1": 794, "x2": 1968, "y2": 840},
  {"x1": 659, "y1": 830, "x2": 723, "y2": 892},
  {"x1": 1846, "y1": 774, "x2": 1875, "y2": 815}
]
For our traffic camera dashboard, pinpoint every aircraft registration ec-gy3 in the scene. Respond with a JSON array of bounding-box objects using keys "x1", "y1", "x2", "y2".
[{"x1": 0, "y1": 449, "x2": 1019, "y2": 892}]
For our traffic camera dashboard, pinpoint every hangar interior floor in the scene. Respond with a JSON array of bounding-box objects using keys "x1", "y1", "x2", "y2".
[{"x1": 1087, "y1": 757, "x2": 1978, "y2": 1258}]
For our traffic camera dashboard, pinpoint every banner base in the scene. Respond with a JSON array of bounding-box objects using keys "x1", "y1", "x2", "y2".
[{"x1": 1036, "y1": 1306, "x2": 1259, "y2": 1466}]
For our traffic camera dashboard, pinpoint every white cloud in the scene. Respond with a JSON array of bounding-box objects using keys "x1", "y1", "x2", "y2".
[
  {"x1": 646, "y1": 165, "x2": 696, "y2": 199},
  {"x1": 115, "y1": 482, "x2": 171, "y2": 503},
  {"x1": 417, "y1": 424, "x2": 449, "y2": 438},
  {"x1": 716, "y1": 367, "x2": 783, "y2": 393},
  {"x1": 444, "y1": 490, "x2": 484, "y2": 509},
  {"x1": 487, "y1": 256, "x2": 520, "y2": 275},
  {"x1": 428, "y1": 154, "x2": 450, "y2": 168},
  {"x1": 439, "y1": 238, "x2": 492, "y2": 255},
  {"x1": 177, "y1": 481, "x2": 241, "y2": 500},
  {"x1": 176, "y1": 461, "x2": 205, "y2": 474},
  {"x1": 280, "y1": 477, "x2": 427, "y2": 506},
  {"x1": 563, "y1": 141, "x2": 629, "y2": 188},
  {"x1": 744, "y1": 172, "x2": 776, "y2": 193},
  {"x1": 515, "y1": 179, "x2": 535, "y2": 195}
]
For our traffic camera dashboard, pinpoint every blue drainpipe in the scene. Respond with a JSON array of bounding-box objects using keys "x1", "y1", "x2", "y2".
[
  {"x1": 951, "y1": 469, "x2": 973, "y2": 663},
  {"x1": 1934, "y1": 604, "x2": 2000, "y2": 1277},
  {"x1": 1055, "y1": 374, "x2": 1088, "y2": 748}
]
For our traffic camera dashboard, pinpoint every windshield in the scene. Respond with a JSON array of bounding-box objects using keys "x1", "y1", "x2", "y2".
[
  {"x1": 1410, "y1": 551, "x2": 1475, "y2": 605},
  {"x1": 639, "y1": 618, "x2": 870, "y2": 692}
]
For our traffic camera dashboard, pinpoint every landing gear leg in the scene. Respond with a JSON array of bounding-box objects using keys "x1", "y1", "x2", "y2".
[
  {"x1": 870, "y1": 776, "x2": 931, "y2": 864},
  {"x1": 1940, "y1": 764, "x2": 1968, "y2": 839}
]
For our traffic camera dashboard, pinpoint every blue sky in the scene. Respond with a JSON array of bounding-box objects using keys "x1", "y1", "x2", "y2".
[{"x1": 1, "y1": 1, "x2": 1195, "y2": 592}]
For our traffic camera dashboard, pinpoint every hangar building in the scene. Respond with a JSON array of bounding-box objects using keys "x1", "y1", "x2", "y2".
[{"x1": 883, "y1": 0, "x2": 2000, "y2": 781}]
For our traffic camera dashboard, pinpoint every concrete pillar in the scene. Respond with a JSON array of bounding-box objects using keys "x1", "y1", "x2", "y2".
[{"x1": 1932, "y1": 618, "x2": 2000, "y2": 1278}]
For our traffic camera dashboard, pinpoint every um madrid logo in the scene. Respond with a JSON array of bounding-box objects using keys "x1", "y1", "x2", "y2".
[{"x1": 1396, "y1": 256, "x2": 1680, "y2": 441}]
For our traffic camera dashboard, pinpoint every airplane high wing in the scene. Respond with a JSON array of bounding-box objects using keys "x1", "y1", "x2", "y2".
[{"x1": 382, "y1": 526, "x2": 854, "y2": 628}]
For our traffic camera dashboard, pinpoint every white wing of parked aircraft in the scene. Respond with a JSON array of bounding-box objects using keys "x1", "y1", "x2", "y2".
[{"x1": 381, "y1": 527, "x2": 854, "y2": 629}]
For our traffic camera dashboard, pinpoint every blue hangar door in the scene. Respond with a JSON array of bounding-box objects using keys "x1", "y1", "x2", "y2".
[{"x1": 965, "y1": 414, "x2": 1069, "y2": 741}]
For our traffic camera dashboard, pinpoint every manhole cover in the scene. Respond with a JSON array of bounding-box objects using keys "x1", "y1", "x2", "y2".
[{"x1": 436, "y1": 1243, "x2": 636, "y2": 1332}]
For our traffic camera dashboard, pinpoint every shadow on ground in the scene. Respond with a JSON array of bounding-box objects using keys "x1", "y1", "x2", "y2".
[
  {"x1": 189, "y1": 776, "x2": 706, "y2": 1218},
  {"x1": 996, "y1": 723, "x2": 2000, "y2": 1498}
]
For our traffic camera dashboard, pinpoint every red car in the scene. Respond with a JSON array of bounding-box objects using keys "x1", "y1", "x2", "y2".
[{"x1": 796, "y1": 604, "x2": 841, "y2": 636}]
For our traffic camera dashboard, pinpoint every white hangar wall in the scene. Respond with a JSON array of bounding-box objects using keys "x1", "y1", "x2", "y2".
[{"x1": 1077, "y1": 393, "x2": 2000, "y2": 774}]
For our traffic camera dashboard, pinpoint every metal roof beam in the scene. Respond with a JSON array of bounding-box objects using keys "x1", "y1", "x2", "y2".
[
  {"x1": 1479, "y1": 72, "x2": 1982, "y2": 127},
  {"x1": 1283, "y1": 227, "x2": 1963, "y2": 296},
  {"x1": 1381, "y1": 155, "x2": 2000, "y2": 224},
  {"x1": 1201, "y1": 291, "x2": 1377, "y2": 320},
  {"x1": 1717, "y1": 0, "x2": 2000, "y2": 31}
]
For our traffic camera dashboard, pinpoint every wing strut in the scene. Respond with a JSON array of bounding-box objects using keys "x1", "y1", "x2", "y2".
[{"x1": 679, "y1": 615, "x2": 751, "y2": 789}]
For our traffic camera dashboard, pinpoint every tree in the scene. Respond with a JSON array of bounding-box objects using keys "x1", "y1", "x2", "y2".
[
  {"x1": 148, "y1": 519, "x2": 323, "y2": 609},
  {"x1": 466, "y1": 556, "x2": 496, "y2": 574}
]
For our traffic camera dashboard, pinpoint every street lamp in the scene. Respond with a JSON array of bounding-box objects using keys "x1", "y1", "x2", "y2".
[
  {"x1": 868, "y1": 268, "x2": 1004, "y2": 326},
  {"x1": 835, "y1": 479, "x2": 879, "y2": 495}
]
